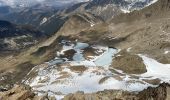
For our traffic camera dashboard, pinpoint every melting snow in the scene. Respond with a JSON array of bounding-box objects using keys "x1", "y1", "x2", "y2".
[
  {"x1": 139, "y1": 54, "x2": 170, "y2": 83},
  {"x1": 95, "y1": 48, "x2": 117, "y2": 67},
  {"x1": 73, "y1": 42, "x2": 89, "y2": 61},
  {"x1": 24, "y1": 40, "x2": 170, "y2": 100}
]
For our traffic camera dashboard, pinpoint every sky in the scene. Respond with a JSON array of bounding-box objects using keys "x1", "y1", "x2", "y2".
[{"x1": 0, "y1": 0, "x2": 89, "y2": 8}]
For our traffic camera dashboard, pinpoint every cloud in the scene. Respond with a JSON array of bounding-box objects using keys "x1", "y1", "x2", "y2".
[{"x1": 0, "y1": 0, "x2": 89, "y2": 8}]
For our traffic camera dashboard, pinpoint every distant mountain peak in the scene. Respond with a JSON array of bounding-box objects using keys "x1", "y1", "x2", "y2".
[
  {"x1": 120, "y1": 0, "x2": 158, "y2": 13},
  {"x1": 0, "y1": 0, "x2": 90, "y2": 8}
]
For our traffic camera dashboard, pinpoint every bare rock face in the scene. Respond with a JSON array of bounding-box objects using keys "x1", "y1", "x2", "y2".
[
  {"x1": 111, "y1": 51, "x2": 147, "y2": 74},
  {"x1": 0, "y1": 85, "x2": 56, "y2": 100},
  {"x1": 137, "y1": 83, "x2": 170, "y2": 100},
  {"x1": 0, "y1": 85, "x2": 34, "y2": 100}
]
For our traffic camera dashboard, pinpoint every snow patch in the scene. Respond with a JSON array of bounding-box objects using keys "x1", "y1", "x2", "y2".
[
  {"x1": 164, "y1": 51, "x2": 169, "y2": 54},
  {"x1": 121, "y1": 0, "x2": 158, "y2": 13},
  {"x1": 139, "y1": 54, "x2": 170, "y2": 83},
  {"x1": 127, "y1": 47, "x2": 132, "y2": 52},
  {"x1": 95, "y1": 48, "x2": 117, "y2": 67},
  {"x1": 40, "y1": 17, "x2": 48, "y2": 25}
]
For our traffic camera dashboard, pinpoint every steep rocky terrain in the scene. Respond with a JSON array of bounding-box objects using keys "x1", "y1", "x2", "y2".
[
  {"x1": 0, "y1": 20, "x2": 46, "y2": 54},
  {"x1": 0, "y1": 0, "x2": 170, "y2": 100},
  {"x1": 66, "y1": 0, "x2": 170, "y2": 63},
  {"x1": 0, "y1": 83, "x2": 169, "y2": 100},
  {"x1": 0, "y1": 85, "x2": 56, "y2": 100},
  {"x1": 0, "y1": 0, "x2": 158, "y2": 35},
  {"x1": 40, "y1": 0, "x2": 170, "y2": 98},
  {"x1": 58, "y1": 12, "x2": 103, "y2": 36},
  {"x1": 0, "y1": 7, "x2": 64, "y2": 35}
]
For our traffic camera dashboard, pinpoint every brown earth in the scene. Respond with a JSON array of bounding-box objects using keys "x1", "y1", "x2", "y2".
[
  {"x1": 58, "y1": 12, "x2": 103, "y2": 36},
  {"x1": 83, "y1": 47, "x2": 100, "y2": 60},
  {"x1": 69, "y1": 66, "x2": 88, "y2": 73},
  {"x1": 0, "y1": 36, "x2": 62, "y2": 89},
  {"x1": 111, "y1": 51, "x2": 147, "y2": 74},
  {"x1": 61, "y1": 49, "x2": 76, "y2": 60},
  {"x1": 0, "y1": 85, "x2": 56, "y2": 100},
  {"x1": 142, "y1": 79, "x2": 161, "y2": 85}
]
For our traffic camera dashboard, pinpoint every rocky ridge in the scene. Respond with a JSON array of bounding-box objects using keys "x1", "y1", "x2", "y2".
[
  {"x1": 0, "y1": 0, "x2": 170, "y2": 100},
  {"x1": 0, "y1": 85, "x2": 56, "y2": 100},
  {"x1": 0, "y1": 20, "x2": 46, "y2": 54},
  {"x1": 0, "y1": 83, "x2": 169, "y2": 100}
]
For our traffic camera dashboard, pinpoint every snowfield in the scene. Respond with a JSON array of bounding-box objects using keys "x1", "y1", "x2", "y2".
[
  {"x1": 139, "y1": 54, "x2": 170, "y2": 83},
  {"x1": 24, "y1": 40, "x2": 170, "y2": 100}
]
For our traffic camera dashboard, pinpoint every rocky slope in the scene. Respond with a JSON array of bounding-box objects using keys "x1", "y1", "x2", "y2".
[
  {"x1": 0, "y1": 4, "x2": 68, "y2": 35},
  {"x1": 66, "y1": 0, "x2": 170, "y2": 63},
  {"x1": 58, "y1": 12, "x2": 103, "y2": 36},
  {"x1": 0, "y1": 85, "x2": 56, "y2": 100},
  {"x1": 0, "y1": 20, "x2": 46, "y2": 53},
  {"x1": 0, "y1": 0, "x2": 159, "y2": 35},
  {"x1": 33, "y1": 0, "x2": 170, "y2": 98},
  {"x1": 0, "y1": 0, "x2": 170, "y2": 100},
  {"x1": 0, "y1": 83, "x2": 169, "y2": 100}
]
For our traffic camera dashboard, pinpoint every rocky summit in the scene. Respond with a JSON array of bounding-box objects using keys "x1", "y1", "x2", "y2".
[
  {"x1": 0, "y1": 85, "x2": 56, "y2": 100},
  {"x1": 0, "y1": 0, "x2": 170, "y2": 100}
]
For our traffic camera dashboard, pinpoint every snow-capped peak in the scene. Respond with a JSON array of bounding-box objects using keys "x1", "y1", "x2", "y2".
[{"x1": 120, "y1": 0, "x2": 158, "y2": 13}]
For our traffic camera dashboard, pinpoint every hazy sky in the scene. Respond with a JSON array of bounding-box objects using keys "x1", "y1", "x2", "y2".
[{"x1": 0, "y1": 0, "x2": 89, "y2": 7}]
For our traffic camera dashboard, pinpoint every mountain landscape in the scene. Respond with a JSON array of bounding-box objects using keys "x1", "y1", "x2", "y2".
[{"x1": 0, "y1": 0, "x2": 170, "y2": 100}]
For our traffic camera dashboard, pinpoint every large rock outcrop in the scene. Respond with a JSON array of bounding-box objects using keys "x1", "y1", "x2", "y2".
[
  {"x1": 111, "y1": 51, "x2": 147, "y2": 74},
  {"x1": 0, "y1": 85, "x2": 56, "y2": 100}
]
